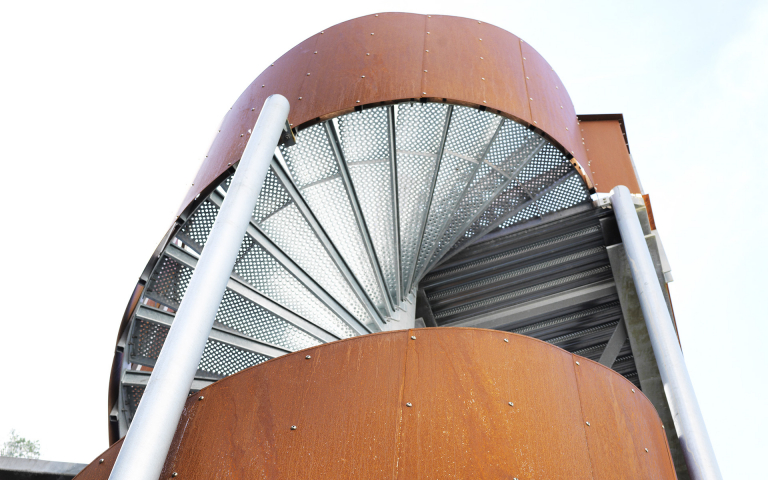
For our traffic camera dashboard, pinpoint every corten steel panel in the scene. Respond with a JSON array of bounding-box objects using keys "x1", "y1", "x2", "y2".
[
  {"x1": 580, "y1": 119, "x2": 642, "y2": 193},
  {"x1": 397, "y1": 328, "x2": 594, "y2": 479},
  {"x1": 73, "y1": 439, "x2": 122, "y2": 480},
  {"x1": 421, "y1": 16, "x2": 530, "y2": 123},
  {"x1": 86, "y1": 329, "x2": 676, "y2": 480},
  {"x1": 177, "y1": 13, "x2": 592, "y2": 217},
  {"x1": 519, "y1": 41, "x2": 594, "y2": 187},
  {"x1": 574, "y1": 357, "x2": 677, "y2": 480}
]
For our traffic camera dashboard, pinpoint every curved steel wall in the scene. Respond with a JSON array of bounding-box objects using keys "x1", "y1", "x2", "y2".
[
  {"x1": 85, "y1": 330, "x2": 676, "y2": 480},
  {"x1": 178, "y1": 13, "x2": 594, "y2": 219}
]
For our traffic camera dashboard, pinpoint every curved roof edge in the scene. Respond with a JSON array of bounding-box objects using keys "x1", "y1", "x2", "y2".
[{"x1": 176, "y1": 13, "x2": 596, "y2": 217}]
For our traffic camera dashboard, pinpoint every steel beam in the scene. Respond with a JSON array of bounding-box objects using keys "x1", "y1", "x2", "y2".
[
  {"x1": 610, "y1": 185, "x2": 721, "y2": 480},
  {"x1": 271, "y1": 159, "x2": 386, "y2": 330},
  {"x1": 109, "y1": 94, "x2": 290, "y2": 480},
  {"x1": 163, "y1": 243, "x2": 341, "y2": 344},
  {"x1": 598, "y1": 319, "x2": 628, "y2": 367},
  {"x1": 325, "y1": 119, "x2": 394, "y2": 316}
]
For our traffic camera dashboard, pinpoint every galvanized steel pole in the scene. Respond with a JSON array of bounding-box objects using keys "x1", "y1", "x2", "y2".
[
  {"x1": 610, "y1": 185, "x2": 722, "y2": 480},
  {"x1": 109, "y1": 95, "x2": 290, "y2": 480}
]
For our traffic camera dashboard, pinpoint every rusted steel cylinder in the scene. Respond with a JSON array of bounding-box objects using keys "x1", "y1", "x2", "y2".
[{"x1": 84, "y1": 329, "x2": 676, "y2": 480}]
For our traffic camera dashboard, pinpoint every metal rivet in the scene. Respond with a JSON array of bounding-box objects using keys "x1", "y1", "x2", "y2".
[
  {"x1": 240, "y1": 134, "x2": 244, "y2": 137},
  {"x1": 481, "y1": 77, "x2": 485, "y2": 80},
  {"x1": 560, "y1": 105, "x2": 563, "y2": 109},
  {"x1": 424, "y1": 70, "x2": 428, "y2": 72},
  {"x1": 575, "y1": 361, "x2": 580, "y2": 365},
  {"x1": 406, "y1": 402, "x2": 412, "y2": 407},
  {"x1": 425, "y1": 50, "x2": 429, "y2": 52},
  {"x1": 251, "y1": 107, "x2": 255, "y2": 111},
  {"x1": 427, "y1": 32, "x2": 430, "y2": 34},
  {"x1": 586, "y1": 421, "x2": 590, "y2": 426},
  {"x1": 478, "y1": 21, "x2": 481, "y2": 23},
  {"x1": 227, "y1": 163, "x2": 231, "y2": 166},
  {"x1": 356, "y1": 100, "x2": 360, "y2": 103},
  {"x1": 361, "y1": 75, "x2": 365, "y2": 78},
  {"x1": 411, "y1": 336, "x2": 416, "y2": 340},
  {"x1": 371, "y1": 32, "x2": 374, "y2": 35},
  {"x1": 523, "y1": 57, "x2": 526, "y2": 60},
  {"x1": 320, "y1": 31, "x2": 324, "y2": 34},
  {"x1": 529, "y1": 97, "x2": 533, "y2": 101},
  {"x1": 662, "y1": 424, "x2": 665, "y2": 429},
  {"x1": 172, "y1": 473, "x2": 178, "y2": 478},
  {"x1": 483, "y1": 101, "x2": 487, "y2": 103},
  {"x1": 533, "y1": 121, "x2": 537, "y2": 124},
  {"x1": 422, "y1": 92, "x2": 426, "y2": 95},
  {"x1": 645, "y1": 448, "x2": 649, "y2": 452},
  {"x1": 306, "y1": 73, "x2": 310, "y2": 76},
  {"x1": 291, "y1": 425, "x2": 297, "y2": 430},
  {"x1": 556, "y1": 86, "x2": 559, "y2": 89},
  {"x1": 198, "y1": 396, "x2": 204, "y2": 401},
  {"x1": 366, "y1": 53, "x2": 370, "y2": 56},
  {"x1": 271, "y1": 63, "x2": 274, "y2": 66},
  {"x1": 504, "y1": 338, "x2": 508, "y2": 343},
  {"x1": 566, "y1": 127, "x2": 569, "y2": 131},
  {"x1": 632, "y1": 388, "x2": 635, "y2": 393},
  {"x1": 479, "y1": 38, "x2": 482, "y2": 41},
  {"x1": 375, "y1": 14, "x2": 378, "y2": 16},
  {"x1": 508, "y1": 402, "x2": 514, "y2": 406},
  {"x1": 298, "y1": 97, "x2": 302, "y2": 100},
  {"x1": 480, "y1": 57, "x2": 484, "y2": 59},
  {"x1": 314, "y1": 51, "x2": 317, "y2": 54},
  {"x1": 99, "y1": 459, "x2": 104, "y2": 464},
  {"x1": 305, "y1": 355, "x2": 311, "y2": 359},
  {"x1": 261, "y1": 85, "x2": 265, "y2": 88}
]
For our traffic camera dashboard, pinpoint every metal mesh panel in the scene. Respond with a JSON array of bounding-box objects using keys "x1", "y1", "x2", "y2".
[
  {"x1": 412, "y1": 107, "x2": 503, "y2": 280},
  {"x1": 484, "y1": 121, "x2": 541, "y2": 175},
  {"x1": 498, "y1": 201, "x2": 539, "y2": 229},
  {"x1": 260, "y1": 202, "x2": 373, "y2": 327},
  {"x1": 131, "y1": 318, "x2": 168, "y2": 361},
  {"x1": 216, "y1": 289, "x2": 320, "y2": 351},
  {"x1": 516, "y1": 143, "x2": 571, "y2": 197},
  {"x1": 179, "y1": 200, "x2": 218, "y2": 251},
  {"x1": 395, "y1": 103, "x2": 449, "y2": 293},
  {"x1": 234, "y1": 235, "x2": 356, "y2": 339},
  {"x1": 413, "y1": 154, "x2": 475, "y2": 279},
  {"x1": 338, "y1": 108, "x2": 399, "y2": 305},
  {"x1": 198, "y1": 339, "x2": 269, "y2": 377},
  {"x1": 124, "y1": 385, "x2": 144, "y2": 420},
  {"x1": 280, "y1": 124, "x2": 388, "y2": 316},
  {"x1": 252, "y1": 168, "x2": 292, "y2": 223},
  {"x1": 427, "y1": 162, "x2": 506, "y2": 270},
  {"x1": 450, "y1": 182, "x2": 529, "y2": 253},
  {"x1": 145, "y1": 256, "x2": 193, "y2": 309},
  {"x1": 535, "y1": 173, "x2": 590, "y2": 216}
]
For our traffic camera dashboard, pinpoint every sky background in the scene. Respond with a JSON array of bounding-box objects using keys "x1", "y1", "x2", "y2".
[{"x1": 1, "y1": 0, "x2": 766, "y2": 477}]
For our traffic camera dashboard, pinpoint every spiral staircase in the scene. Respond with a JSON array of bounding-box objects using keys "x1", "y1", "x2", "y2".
[{"x1": 107, "y1": 100, "x2": 658, "y2": 440}]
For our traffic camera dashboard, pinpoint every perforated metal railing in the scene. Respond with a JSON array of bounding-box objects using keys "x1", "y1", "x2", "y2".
[{"x1": 116, "y1": 102, "x2": 591, "y2": 434}]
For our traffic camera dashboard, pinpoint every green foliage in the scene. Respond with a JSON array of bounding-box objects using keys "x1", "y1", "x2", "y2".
[{"x1": 1, "y1": 429, "x2": 41, "y2": 459}]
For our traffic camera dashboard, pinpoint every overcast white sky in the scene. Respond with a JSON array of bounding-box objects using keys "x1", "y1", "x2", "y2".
[{"x1": 0, "y1": 0, "x2": 766, "y2": 477}]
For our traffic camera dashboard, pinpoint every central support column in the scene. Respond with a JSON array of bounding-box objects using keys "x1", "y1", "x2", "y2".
[{"x1": 109, "y1": 95, "x2": 290, "y2": 480}]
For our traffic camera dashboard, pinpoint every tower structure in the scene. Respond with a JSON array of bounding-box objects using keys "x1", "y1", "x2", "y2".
[{"x1": 75, "y1": 13, "x2": 719, "y2": 480}]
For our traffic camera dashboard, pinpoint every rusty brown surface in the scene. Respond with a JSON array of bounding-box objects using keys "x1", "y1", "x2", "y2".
[
  {"x1": 177, "y1": 13, "x2": 592, "y2": 216},
  {"x1": 574, "y1": 357, "x2": 678, "y2": 479},
  {"x1": 580, "y1": 117, "x2": 642, "y2": 193},
  {"x1": 88, "y1": 328, "x2": 675, "y2": 479},
  {"x1": 73, "y1": 439, "x2": 123, "y2": 480}
]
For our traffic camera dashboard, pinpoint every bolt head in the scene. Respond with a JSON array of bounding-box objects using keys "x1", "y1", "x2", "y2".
[
  {"x1": 99, "y1": 459, "x2": 104, "y2": 464},
  {"x1": 406, "y1": 402, "x2": 412, "y2": 407},
  {"x1": 305, "y1": 355, "x2": 311, "y2": 359},
  {"x1": 586, "y1": 421, "x2": 590, "y2": 426},
  {"x1": 411, "y1": 336, "x2": 416, "y2": 340},
  {"x1": 172, "y1": 473, "x2": 178, "y2": 478},
  {"x1": 291, "y1": 425, "x2": 297, "y2": 430},
  {"x1": 575, "y1": 361, "x2": 580, "y2": 365},
  {"x1": 645, "y1": 448, "x2": 649, "y2": 452},
  {"x1": 631, "y1": 388, "x2": 635, "y2": 393},
  {"x1": 198, "y1": 396, "x2": 204, "y2": 401},
  {"x1": 503, "y1": 338, "x2": 509, "y2": 343},
  {"x1": 508, "y1": 402, "x2": 514, "y2": 406}
]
